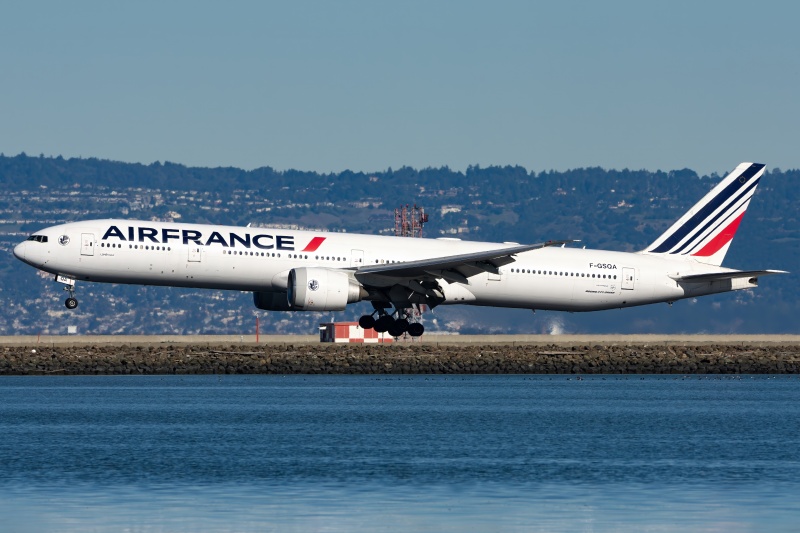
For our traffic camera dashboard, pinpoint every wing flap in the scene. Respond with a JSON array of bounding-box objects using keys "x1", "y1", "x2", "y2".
[{"x1": 426, "y1": 269, "x2": 469, "y2": 284}]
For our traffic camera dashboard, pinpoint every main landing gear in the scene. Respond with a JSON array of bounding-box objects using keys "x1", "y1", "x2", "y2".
[
  {"x1": 57, "y1": 276, "x2": 78, "y2": 310},
  {"x1": 358, "y1": 307, "x2": 424, "y2": 338}
]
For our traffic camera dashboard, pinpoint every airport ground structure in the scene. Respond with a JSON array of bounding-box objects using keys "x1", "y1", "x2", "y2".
[{"x1": 1, "y1": 335, "x2": 799, "y2": 375}]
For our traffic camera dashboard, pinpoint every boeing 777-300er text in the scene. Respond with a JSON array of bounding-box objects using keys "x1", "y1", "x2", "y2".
[{"x1": 13, "y1": 162, "x2": 787, "y2": 337}]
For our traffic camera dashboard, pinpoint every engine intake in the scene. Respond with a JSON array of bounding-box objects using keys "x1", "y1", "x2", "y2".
[{"x1": 288, "y1": 267, "x2": 366, "y2": 311}]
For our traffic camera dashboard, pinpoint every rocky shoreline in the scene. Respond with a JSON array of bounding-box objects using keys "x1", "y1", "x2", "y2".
[{"x1": 2, "y1": 343, "x2": 799, "y2": 375}]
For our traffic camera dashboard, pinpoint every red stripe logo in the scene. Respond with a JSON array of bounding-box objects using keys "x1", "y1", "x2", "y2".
[
  {"x1": 691, "y1": 211, "x2": 745, "y2": 257},
  {"x1": 302, "y1": 237, "x2": 326, "y2": 252}
]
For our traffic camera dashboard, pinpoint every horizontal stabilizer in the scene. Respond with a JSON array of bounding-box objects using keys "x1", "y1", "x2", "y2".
[{"x1": 669, "y1": 269, "x2": 788, "y2": 282}]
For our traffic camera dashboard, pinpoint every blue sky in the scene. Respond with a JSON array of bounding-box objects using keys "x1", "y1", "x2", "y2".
[{"x1": 1, "y1": 1, "x2": 798, "y2": 175}]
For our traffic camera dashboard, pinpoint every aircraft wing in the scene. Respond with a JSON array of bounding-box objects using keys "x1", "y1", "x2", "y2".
[
  {"x1": 670, "y1": 269, "x2": 788, "y2": 282},
  {"x1": 356, "y1": 240, "x2": 575, "y2": 285}
]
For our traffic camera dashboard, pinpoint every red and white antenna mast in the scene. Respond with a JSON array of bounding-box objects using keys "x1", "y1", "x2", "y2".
[{"x1": 394, "y1": 204, "x2": 428, "y2": 238}]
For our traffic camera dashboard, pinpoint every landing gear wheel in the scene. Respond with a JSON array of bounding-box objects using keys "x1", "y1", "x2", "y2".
[
  {"x1": 358, "y1": 314, "x2": 376, "y2": 330},
  {"x1": 387, "y1": 323, "x2": 406, "y2": 338},
  {"x1": 374, "y1": 315, "x2": 394, "y2": 333},
  {"x1": 407, "y1": 322, "x2": 424, "y2": 337},
  {"x1": 65, "y1": 297, "x2": 78, "y2": 310}
]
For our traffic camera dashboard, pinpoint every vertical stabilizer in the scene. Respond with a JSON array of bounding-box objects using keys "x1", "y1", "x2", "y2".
[{"x1": 642, "y1": 162, "x2": 765, "y2": 266}]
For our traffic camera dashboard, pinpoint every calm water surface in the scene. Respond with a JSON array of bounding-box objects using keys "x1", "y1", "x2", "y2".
[{"x1": 1, "y1": 374, "x2": 798, "y2": 532}]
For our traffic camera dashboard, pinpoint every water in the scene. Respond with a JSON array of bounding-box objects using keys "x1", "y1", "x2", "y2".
[{"x1": 1, "y1": 375, "x2": 799, "y2": 532}]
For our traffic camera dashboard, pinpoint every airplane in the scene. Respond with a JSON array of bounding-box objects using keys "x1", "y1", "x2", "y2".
[{"x1": 13, "y1": 162, "x2": 786, "y2": 337}]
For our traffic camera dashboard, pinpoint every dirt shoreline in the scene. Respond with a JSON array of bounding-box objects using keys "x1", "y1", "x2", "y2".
[{"x1": 2, "y1": 342, "x2": 799, "y2": 375}]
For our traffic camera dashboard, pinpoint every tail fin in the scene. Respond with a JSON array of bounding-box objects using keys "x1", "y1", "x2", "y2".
[{"x1": 642, "y1": 162, "x2": 765, "y2": 266}]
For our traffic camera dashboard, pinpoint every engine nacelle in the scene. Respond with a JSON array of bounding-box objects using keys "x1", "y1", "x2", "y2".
[
  {"x1": 288, "y1": 267, "x2": 366, "y2": 311},
  {"x1": 253, "y1": 290, "x2": 293, "y2": 311}
]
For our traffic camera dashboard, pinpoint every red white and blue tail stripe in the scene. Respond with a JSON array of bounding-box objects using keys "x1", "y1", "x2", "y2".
[{"x1": 642, "y1": 162, "x2": 765, "y2": 266}]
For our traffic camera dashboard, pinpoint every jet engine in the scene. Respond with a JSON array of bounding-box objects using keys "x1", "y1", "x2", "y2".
[
  {"x1": 288, "y1": 267, "x2": 366, "y2": 311},
  {"x1": 253, "y1": 290, "x2": 293, "y2": 311}
]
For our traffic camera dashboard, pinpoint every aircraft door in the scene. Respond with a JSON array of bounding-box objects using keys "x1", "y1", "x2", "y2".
[
  {"x1": 188, "y1": 246, "x2": 201, "y2": 262},
  {"x1": 350, "y1": 249, "x2": 364, "y2": 268},
  {"x1": 80, "y1": 233, "x2": 95, "y2": 256},
  {"x1": 622, "y1": 267, "x2": 635, "y2": 290}
]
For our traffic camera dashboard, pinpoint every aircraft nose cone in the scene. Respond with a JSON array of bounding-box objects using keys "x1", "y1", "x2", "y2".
[{"x1": 13, "y1": 242, "x2": 26, "y2": 261}]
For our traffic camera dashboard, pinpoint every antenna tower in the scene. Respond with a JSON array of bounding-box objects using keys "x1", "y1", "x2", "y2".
[{"x1": 394, "y1": 204, "x2": 428, "y2": 238}]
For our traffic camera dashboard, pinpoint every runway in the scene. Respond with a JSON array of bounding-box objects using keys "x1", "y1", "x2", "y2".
[{"x1": 1, "y1": 334, "x2": 799, "y2": 347}]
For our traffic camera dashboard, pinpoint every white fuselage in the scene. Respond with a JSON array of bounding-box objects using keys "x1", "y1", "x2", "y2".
[{"x1": 13, "y1": 219, "x2": 749, "y2": 312}]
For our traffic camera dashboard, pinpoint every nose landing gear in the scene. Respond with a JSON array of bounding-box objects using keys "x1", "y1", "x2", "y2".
[{"x1": 56, "y1": 275, "x2": 78, "y2": 310}]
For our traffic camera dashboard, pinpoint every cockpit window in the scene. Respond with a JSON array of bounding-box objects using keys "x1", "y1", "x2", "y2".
[{"x1": 26, "y1": 235, "x2": 48, "y2": 243}]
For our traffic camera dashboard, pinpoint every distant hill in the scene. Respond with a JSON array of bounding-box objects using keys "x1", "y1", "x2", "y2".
[{"x1": 1, "y1": 153, "x2": 797, "y2": 335}]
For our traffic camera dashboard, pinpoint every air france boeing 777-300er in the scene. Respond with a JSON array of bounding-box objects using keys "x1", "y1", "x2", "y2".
[{"x1": 13, "y1": 162, "x2": 786, "y2": 337}]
